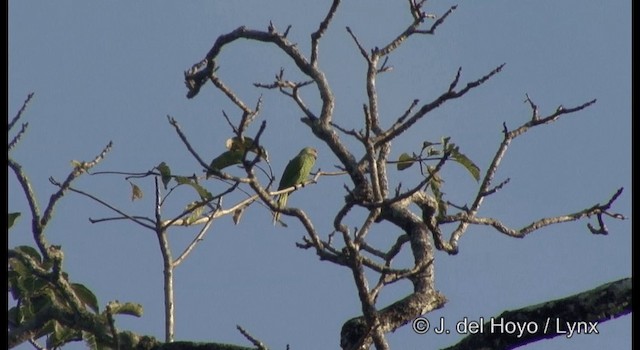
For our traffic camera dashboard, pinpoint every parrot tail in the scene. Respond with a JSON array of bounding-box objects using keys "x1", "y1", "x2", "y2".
[{"x1": 273, "y1": 193, "x2": 288, "y2": 226}]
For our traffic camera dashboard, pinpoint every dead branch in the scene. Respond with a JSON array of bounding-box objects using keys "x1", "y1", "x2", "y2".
[
  {"x1": 443, "y1": 278, "x2": 631, "y2": 350},
  {"x1": 446, "y1": 98, "x2": 602, "y2": 252}
]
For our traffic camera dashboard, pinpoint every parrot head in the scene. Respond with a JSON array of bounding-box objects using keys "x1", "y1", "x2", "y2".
[{"x1": 300, "y1": 147, "x2": 318, "y2": 159}]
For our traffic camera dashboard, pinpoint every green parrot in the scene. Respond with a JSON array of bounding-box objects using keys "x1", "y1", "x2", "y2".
[
  {"x1": 273, "y1": 147, "x2": 318, "y2": 225},
  {"x1": 206, "y1": 137, "x2": 268, "y2": 178},
  {"x1": 207, "y1": 150, "x2": 245, "y2": 177}
]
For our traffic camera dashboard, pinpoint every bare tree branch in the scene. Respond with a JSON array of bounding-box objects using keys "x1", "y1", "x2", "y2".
[
  {"x1": 8, "y1": 157, "x2": 45, "y2": 253},
  {"x1": 311, "y1": 0, "x2": 341, "y2": 66},
  {"x1": 378, "y1": 5, "x2": 457, "y2": 57},
  {"x1": 185, "y1": 25, "x2": 367, "y2": 187},
  {"x1": 443, "y1": 278, "x2": 631, "y2": 350},
  {"x1": 8, "y1": 121, "x2": 29, "y2": 152},
  {"x1": 180, "y1": 4, "x2": 626, "y2": 350},
  {"x1": 346, "y1": 27, "x2": 370, "y2": 60},
  {"x1": 237, "y1": 325, "x2": 268, "y2": 350},
  {"x1": 210, "y1": 73, "x2": 255, "y2": 114},
  {"x1": 172, "y1": 210, "x2": 217, "y2": 268},
  {"x1": 9, "y1": 141, "x2": 113, "y2": 257},
  {"x1": 8, "y1": 92, "x2": 34, "y2": 131},
  {"x1": 447, "y1": 98, "x2": 600, "y2": 252},
  {"x1": 65, "y1": 184, "x2": 156, "y2": 231},
  {"x1": 154, "y1": 177, "x2": 175, "y2": 343},
  {"x1": 442, "y1": 187, "x2": 625, "y2": 239},
  {"x1": 375, "y1": 64, "x2": 505, "y2": 146}
]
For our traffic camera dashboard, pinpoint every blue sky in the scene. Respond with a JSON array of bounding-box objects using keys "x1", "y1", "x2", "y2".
[{"x1": 9, "y1": 1, "x2": 631, "y2": 349}]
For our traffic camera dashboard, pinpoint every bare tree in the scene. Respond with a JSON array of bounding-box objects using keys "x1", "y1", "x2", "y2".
[{"x1": 182, "y1": 1, "x2": 628, "y2": 349}]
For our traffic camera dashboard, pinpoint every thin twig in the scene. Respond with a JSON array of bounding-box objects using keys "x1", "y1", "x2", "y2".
[
  {"x1": 8, "y1": 157, "x2": 44, "y2": 253},
  {"x1": 447, "y1": 98, "x2": 598, "y2": 251},
  {"x1": 64, "y1": 184, "x2": 156, "y2": 231},
  {"x1": 375, "y1": 63, "x2": 505, "y2": 146},
  {"x1": 237, "y1": 325, "x2": 268, "y2": 350},
  {"x1": 42, "y1": 141, "x2": 113, "y2": 230},
  {"x1": 311, "y1": 0, "x2": 341, "y2": 66},
  {"x1": 8, "y1": 122, "x2": 29, "y2": 152},
  {"x1": 209, "y1": 73, "x2": 254, "y2": 114},
  {"x1": 8, "y1": 92, "x2": 34, "y2": 131},
  {"x1": 172, "y1": 210, "x2": 217, "y2": 267},
  {"x1": 346, "y1": 27, "x2": 370, "y2": 60}
]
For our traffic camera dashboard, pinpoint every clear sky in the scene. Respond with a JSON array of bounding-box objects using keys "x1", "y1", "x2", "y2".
[{"x1": 9, "y1": 1, "x2": 631, "y2": 349}]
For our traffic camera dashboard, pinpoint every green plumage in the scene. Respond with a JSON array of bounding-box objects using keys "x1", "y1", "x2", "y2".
[
  {"x1": 273, "y1": 147, "x2": 317, "y2": 225},
  {"x1": 206, "y1": 137, "x2": 269, "y2": 178},
  {"x1": 207, "y1": 150, "x2": 245, "y2": 177}
]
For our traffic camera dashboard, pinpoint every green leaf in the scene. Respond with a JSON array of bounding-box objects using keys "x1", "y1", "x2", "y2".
[
  {"x1": 83, "y1": 331, "x2": 99, "y2": 350},
  {"x1": 8, "y1": 271, "x2": 27, "y2": 300},
  {"x1": 107, "y1": 301, "x2": 143, "y2": 317},
  {"x1": 175, "y1": 175, "x2": 191, "y2": 185},
  {"x1": 31, "y1": 290, "x2": 55, "y2": 312},
  {"x1": 37, "y1": 320, "x2": 57, "y2": 341},
  {"x1": 129, "y1": 181, "x2": 143, "y2": 201},
  {"x1": 450, "y1": 145, "x2": 480, "y2": 181},
  {"x1": 233, "y1": 207, "x2": 245, "y2": 225},
  {"x1": 397, "y1": 153, "x2": 414, "y2": 171},
  {"x1": 47, "y1": 321, "x2": 64, "y2": 348},
  {"x1": 421, "y1": 140, "x2": 440, "y2": 150},
  {"x1": 156, "y1": 162, "x2": 172, "y2": 189},
  {"x1": 424, "y1": 165, "x2": 447, "y2": 218},
  {"x1": 15, "y1": 275, "x2": 49, "y2": 300},
  {"x1": 7, "y1": 271, "x2": 21, "y2": 300},
  {"x1": 8, "y1": 212, "x2": 21, "y2": 229},
  {"x1": 195, "y1": 189, "x2": 213, "y2": 202},
  {"x1": 428, "y1": 176, "x2": 447, "y2": 218},
  {"x1": 8, "y1": 257, "x2": 30, "y2": 278},
  {"x1": 83, "y1": 330, "x2": 112, "y2": 350},
  {"x1": 47, "y1": 321, "x2": 80, "y2": 348},
  {"x1": 72, "y1": 283, "x2": 100, "y2": 313},
  {"x1": 14, "y1": 245, "x2": 43, "y2": 265},
  {"x1": 176, "y1": 176, "x2": 213, "y2": 201},
  {"x1": 44, "y1": 289, "x2": 63, "y2": 310}
]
